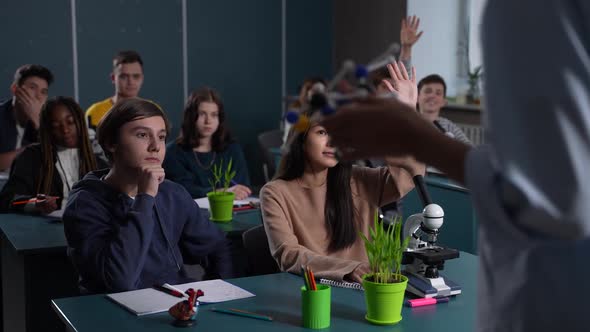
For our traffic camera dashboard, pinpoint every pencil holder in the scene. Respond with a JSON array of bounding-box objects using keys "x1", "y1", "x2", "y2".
[{"x1": 301, "y1": 285, "x2": 331, "y2": 329}]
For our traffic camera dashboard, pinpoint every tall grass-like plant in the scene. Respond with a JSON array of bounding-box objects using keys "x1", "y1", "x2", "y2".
[
  {"x1": 360, "y1": 212, "x2": 409, "y2": 284},
  {"x1": 207, "y1": 158, "x2": 236, "y2": 194}
]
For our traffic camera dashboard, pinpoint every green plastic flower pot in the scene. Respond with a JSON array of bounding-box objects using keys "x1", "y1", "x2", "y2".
[
  {"x1": 207, "y1": 191, "x2": 235, "y2": 223},
  {"x1": 362, "y1": 274, "x2": 408, "y2": 325}
]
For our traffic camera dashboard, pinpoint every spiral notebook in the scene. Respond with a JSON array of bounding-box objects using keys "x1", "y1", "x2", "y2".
[
  {"x1": 319, "y1": 279, "x2": 364, "y2": 291},
  {"x1": 106, "y1": 279, "x2": 255, "y2": 316}
]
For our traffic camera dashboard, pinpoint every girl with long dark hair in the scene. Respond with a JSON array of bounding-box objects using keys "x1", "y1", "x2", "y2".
[
  {"x1": 164, "y1": 87, "x2": 251, "y2": 199},
  {"x1": 260, "y1": 62, "x2": 425, "y2": 283}
]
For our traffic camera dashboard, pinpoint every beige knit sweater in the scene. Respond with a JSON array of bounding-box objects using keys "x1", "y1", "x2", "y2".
[{"x1": 260, "y1": 166, "x2": 416, "y2": 281}]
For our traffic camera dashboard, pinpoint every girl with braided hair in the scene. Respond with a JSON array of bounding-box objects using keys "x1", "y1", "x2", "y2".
[{"x1": 0, "y1": 96, "x2": 107, "y2": 214}]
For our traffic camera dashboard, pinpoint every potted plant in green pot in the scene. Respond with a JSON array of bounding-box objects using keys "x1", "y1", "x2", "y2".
[
  {"x1": 467, "y1": 65, "x2": 483, "y2": 104},
  {"x1": 207, "y1": 158, "x2": 236, "y2": 223},
  {"x1": 360, "y1": 214, "x2": 409, "y2": 325}
]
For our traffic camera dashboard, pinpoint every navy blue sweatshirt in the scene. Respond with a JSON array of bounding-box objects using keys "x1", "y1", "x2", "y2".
[
  {"x1": 163, "y1": 142, "x2": 251, "y2": 198},
  {"x1": 63, "y1": 169, "x2": 233, "y2": 293}
]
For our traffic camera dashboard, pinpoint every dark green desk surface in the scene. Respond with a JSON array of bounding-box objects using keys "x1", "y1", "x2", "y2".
[
  {"x1": 0, "y1": 213, "x2": 65, "y2": 254},
  {"x1": 425, "y1": 173, "x2": 469, "y2": 193},
  {"x1": 0, "y1": 209, "x2": 261, "y2": 254},
  {"x1": 211, "y1": 209, "x2": 262, "y2": 236},
  {"x1": 52, "y1": 252, "x2": 477, "y2": 332}
]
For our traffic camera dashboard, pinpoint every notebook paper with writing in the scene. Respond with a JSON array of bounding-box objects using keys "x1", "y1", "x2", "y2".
[
  {"x1": 319, "y1": 278, "x2": 364, "y2": 291},
  {"x1": 106, "y1": 279, "x2": 255, "y2": 316}
]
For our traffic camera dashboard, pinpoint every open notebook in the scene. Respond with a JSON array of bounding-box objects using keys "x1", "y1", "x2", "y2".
[
  {"x1": 194, "y1": 197, "x2": 260, "y2": 210},
  {"x1": 46, "y1": 209, "x2": 63, "y2": 219},
  {"x1": 106, "y1": 279, "x2": 255, "y2": 316},
  {"x1": 319, "y1": 279, "x2": 364, "y2": 291}
]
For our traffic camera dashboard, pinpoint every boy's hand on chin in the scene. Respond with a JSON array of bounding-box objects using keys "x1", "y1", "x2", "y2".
[{"x1": 137, "y1": 165, "x2": 165, "y2": 197}]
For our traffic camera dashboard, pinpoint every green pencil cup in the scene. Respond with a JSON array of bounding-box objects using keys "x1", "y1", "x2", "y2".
[{"x1": 301, "y1": 285, "x2": 331, "y2": 329}]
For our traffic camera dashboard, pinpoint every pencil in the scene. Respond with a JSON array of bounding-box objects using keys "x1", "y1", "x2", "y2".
[
  {"x1": 302, "y1": 266, "x2": 310, "y2": 290},
  {"x1": 11, "y1": 195, "x2": 58, "y2": 206},
  {"x1": 152, "y1": 284, "x2": 184, "y2": 298},
  {"x1": 233, "y1": 205, "x2": 255, "y2": 212},
  {"x1": 211, "y1": 308, "x2": 273, "y2": 322},
  {"x1": 12, "y1": 198, "x2": 39, "y2": 206},
  {"x1": 308, "y1": 268, "x2": 317, "y2": 291}
]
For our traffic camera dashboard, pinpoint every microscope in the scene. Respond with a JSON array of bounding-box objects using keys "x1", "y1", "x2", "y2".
[{"x1": 402, "y1": 175, "x2": 461, "y2": 298}]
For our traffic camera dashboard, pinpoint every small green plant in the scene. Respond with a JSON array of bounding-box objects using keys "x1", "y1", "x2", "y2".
[
  {"x1": 360, "y1": 212, "x2": 409, "y2": 284},
  {"x1": 467, "y1": 65, "x2": 483, "y2": 102},
  {"x1": 468, "y1": 65, "x2": 483, "y2": 86},
  {"x1": 208, "y1": 158, "x2": 236, "y2": 194}
]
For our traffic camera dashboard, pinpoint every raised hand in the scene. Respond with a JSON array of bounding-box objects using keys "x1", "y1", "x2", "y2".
[
  {"x1": 400, "y1": 15, "x2": 423, "y2": 48},
  {"x1": 399, "y1": 15, "x2": 423, "y2": 62},
  {"x1": 137, "y1": 165, "x2": 165, "y2": 197},
  {"x1": 381, "y1": 61, "x2": 417, "y2": 107}
]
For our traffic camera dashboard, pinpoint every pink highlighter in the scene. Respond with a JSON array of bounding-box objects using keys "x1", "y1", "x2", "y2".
[{"x1": 406, "y1": 297, "x2": 450, "y2": 307}]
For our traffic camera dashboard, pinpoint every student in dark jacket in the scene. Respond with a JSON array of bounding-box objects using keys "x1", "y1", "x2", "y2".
[
  {"x1": 0, "y1": 64, "x2": 54, "y2": 171},
  {"x1": 63, "y1": 98, "x2": 233, "y2": 293},
  {"x1": 0, "y1": 96, "x2": 107, "y2": 214},
  {"x1": 163, "y1": 87, "x2": 251, "y2": 199}
]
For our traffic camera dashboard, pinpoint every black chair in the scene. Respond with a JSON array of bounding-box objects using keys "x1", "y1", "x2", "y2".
[
  {"x1": 257, "y1": 129, "x2": 283, "y2": 182},
  {"x1": 242, "y1": 225, "x2": 280, "y2": 276}
]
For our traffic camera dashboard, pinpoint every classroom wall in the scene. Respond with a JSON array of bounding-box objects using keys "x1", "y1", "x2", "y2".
[
  {"x1": 0, "y1": 0, "x2": 74, "y2": 97},
  {"x1": 287, "y1": 1, "x2": 333, "y2": 95},
  {"x1": 407, "y1": 0, "x2": 469, "y2": 97},
  {"x1": 76, "y1": 0, "x2": 184, "y2": 136},
  {"x1": 0, "y1": 0, "x2": 333, "y2": 186},
  {"x1": 333, "y1": 0, "x2": 406, "y2": 71}
]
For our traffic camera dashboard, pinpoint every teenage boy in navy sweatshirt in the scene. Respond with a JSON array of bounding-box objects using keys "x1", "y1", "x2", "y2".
[{"x1": 63, "y1": 98, "x2": 233, "y2": 293}]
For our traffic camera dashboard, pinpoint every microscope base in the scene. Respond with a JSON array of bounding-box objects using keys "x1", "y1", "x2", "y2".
[{"x1": 403, "y1": 271, "x2": 461, "y2": 298}]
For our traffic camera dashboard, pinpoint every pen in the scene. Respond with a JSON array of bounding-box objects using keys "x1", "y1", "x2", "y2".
[
  {"x1": 12, "y1": 198, "x2": 40, "y2": 206},
  {"x1": 233, "y1": 205, "x2": 255, "y2": 212},
  {"x1": 211, "y1": 308, "x2": 273, "y2": 322},
  {"x1": 11, "y1": 195, "x2": 58, "y2": 206},
  {"x1": 406, "y1": 297, "x2": 449, "y2": 307},
  {"x1": 153, "y1": 284, "x2": 184, "y2": 298}
]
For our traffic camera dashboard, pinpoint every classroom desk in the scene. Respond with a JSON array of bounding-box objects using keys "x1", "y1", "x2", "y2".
[
  {"x1": 52, "y1": 252, "x2": 477, "y2": 332},
  {"x1": 205, "y1": 208, "x2": 262, "y2": 237},
  {"x1": 0, "y1": 209, "x2": 262, "y2": 332},
  {"x1": 202, "y1": 209, "x2": 263, "y2": 277},
  {"x1": 0, "y1": 213, "x2": 78, "y2": 332}
]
